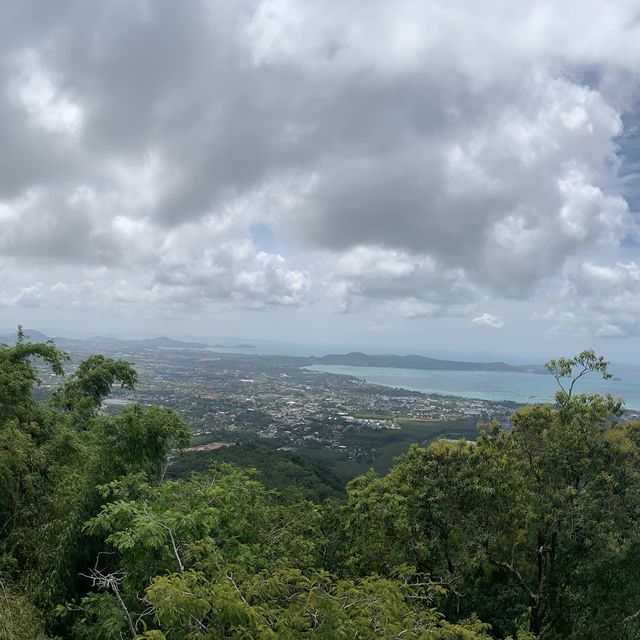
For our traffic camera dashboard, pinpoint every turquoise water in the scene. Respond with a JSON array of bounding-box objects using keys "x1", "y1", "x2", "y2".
[{"x1": 305, "y1": 364, "x2": 640, "y2": 411}]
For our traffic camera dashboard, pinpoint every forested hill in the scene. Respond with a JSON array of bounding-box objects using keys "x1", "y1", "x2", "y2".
[
  {"x1": 2, "y1": 338, "x2": 640, "y2": 639},
  {"x1": 310, "y1": 351, "x2": 547, "y2": 373}
]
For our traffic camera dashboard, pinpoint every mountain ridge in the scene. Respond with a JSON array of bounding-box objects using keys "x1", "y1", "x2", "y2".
[{"x1": 0, "y1": 330, "x2": 209, "y2": 350}]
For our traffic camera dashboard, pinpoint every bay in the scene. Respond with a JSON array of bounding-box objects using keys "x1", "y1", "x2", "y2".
[{"x1": 305, "y1": 364, "x2": 640, "y2": 411}]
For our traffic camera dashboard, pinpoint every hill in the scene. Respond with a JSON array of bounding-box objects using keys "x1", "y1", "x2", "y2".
[
  {"x1": 0, "y1": 328, "x2": 52, "y2": 343},
  {"x1": 310, "y1": 351, "x2": 546, "y2": 373}
]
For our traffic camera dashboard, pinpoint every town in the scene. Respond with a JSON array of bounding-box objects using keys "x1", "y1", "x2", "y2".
[{"x1": 36, "y1": 338, "x2": 520, "y2": 479}]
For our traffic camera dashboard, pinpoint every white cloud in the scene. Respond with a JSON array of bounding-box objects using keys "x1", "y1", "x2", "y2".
[
  {"x1": 327, "y1": 246, "x2": 476, "y2": 315},
  {"x1": 0, "y1": 0, "x2": 638, "y2": 338},
  {"x1": 537, "y1": 261, "x2": 640, "y2": 339},
  {"x1": 9, "y1": 50, "x2": 84, "y2": 136},
  {"x1": 595, "y1": 323, "x2": 626, "y2": 338},
  {"x1": 568, "y1": 261, "x2": 640, "y2": 315},
  {"x1": 0, "y1": 285, "x2": 43, "y2": 308},
  {"x1": 472, "y1": 313, "x2": 504, "y2": 329}
]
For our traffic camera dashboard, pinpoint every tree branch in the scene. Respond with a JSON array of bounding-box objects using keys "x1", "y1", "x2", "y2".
[
  {"x1": 80, "y1": 556, "x2": 136, "y2": 638},
  {"x1": 493, "y1": 560, "x2": 538, "y2": 604}
]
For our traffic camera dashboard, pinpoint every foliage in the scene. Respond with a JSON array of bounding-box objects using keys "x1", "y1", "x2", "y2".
[
  {"x1": 0, "y1": 331, "x2": 190, "y2": 637},
  {"x1": 73, "y1": 466, "x2": 492, "y2": 639},
  {"x1": 545, "y1": 349, "x2": 611, "y2": 400},
  {"x1": 0, "y1": 326, "x2": 67, "y2": 424},
  {"x1": 54, "y1": 354, "x2": 138, "y2": 414},
  {"x1": 0, "y1": 580, "x2": 50, "y2": 640},
  {"x1": 168, "y1": 444, "x2": 345, "y2": 501}
]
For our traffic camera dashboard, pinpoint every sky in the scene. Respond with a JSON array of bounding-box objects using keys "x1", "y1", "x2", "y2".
[{"x1": 2, "y1": 1, "x2": 640, "y2": 362}]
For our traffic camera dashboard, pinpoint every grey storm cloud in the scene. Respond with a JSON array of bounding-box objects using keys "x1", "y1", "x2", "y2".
[{"x1": 0, "y1": 0, "x2": 639, "y2": 327}]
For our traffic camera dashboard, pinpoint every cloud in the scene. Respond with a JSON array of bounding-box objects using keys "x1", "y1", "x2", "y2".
[
  {"x1": 472, "y1": 313, "x2": 504, "y2": 329},
  {"x1": 0, "y1": 0, "x2": 638, "y2": 325},
  {"x1": 327, "y1": 246, "x2": 476, "y2": 315},
  {"x1": 287, "y1": 73, "x2": 631, "y2": 297},
  {"x1": 551, "y1": 261, "x2": 640, "y2": 337},
  {"x1": 10, "y1": 49, "x2": 84, "y2": 136},
  {"x1": 595, "y1": 323, "x2": 626, "y2": 338},
  {"x1": 569, "y1": 262, "x2": 640, "y2": 302},
  {"x1": 532, "y1": 260, "x2": 640, "y2": 340},
  {"x1": 0, "y1": 285, "x2": 43, "y2": 308}
]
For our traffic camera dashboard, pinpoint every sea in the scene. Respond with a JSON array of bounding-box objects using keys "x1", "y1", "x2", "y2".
[{"x1": 305, "y1": 364, "x2": 640, "y2": 411}]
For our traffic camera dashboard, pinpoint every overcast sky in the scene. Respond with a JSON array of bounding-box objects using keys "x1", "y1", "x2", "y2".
[{"x1": 2, "y1": 0, "x2": 640, "y2": 362}]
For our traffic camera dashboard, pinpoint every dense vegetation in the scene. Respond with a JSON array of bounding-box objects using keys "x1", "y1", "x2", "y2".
[
  {"x1": 1, "y1": 331, "x2": 639, "y2": 639},
  {"x1": 168, "y1": 443, "x2": 346, "y2": 501},
  {"x1": 184, "y1": 418, "x2": 480, "y2": 484}
]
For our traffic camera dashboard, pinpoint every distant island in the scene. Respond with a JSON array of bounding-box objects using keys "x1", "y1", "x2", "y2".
[{"x1": 308, "y1": 352, "x2": 547, "y2": 374}]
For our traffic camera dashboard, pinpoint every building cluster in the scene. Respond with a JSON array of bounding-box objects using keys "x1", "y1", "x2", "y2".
[{"x1": 37, "y1": 340, "x2": 519, "y2": 461}]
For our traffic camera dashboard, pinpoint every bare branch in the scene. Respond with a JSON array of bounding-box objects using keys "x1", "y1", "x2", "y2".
[{"x1": 80, "y1": 555, "x2": 136, "y2": 638}]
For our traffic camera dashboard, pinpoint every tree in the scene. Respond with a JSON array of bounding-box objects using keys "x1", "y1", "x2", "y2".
[
  {"x1": 75, "y1": 466, "x2": 493, "y2": 639},
  {"x1": 346, "y1": 352, "x2": 640, "y2": 639},
  {"x1": 54, "y1": 354, "x2": 138, "y2": 414},
  {"x1": 545, "y1": 349, "x2": 611, "y2": 401},
  {"x1": 0, "y1": 332, "x2": 191, "y2": 637},
  {"x1": 0, "y1": 326, "x2": 68, "y2": 424}
]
